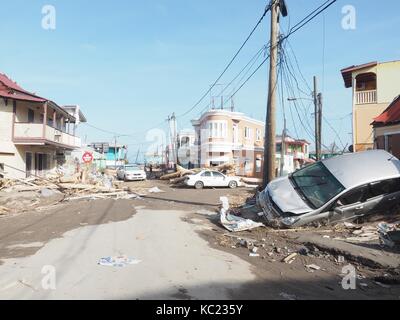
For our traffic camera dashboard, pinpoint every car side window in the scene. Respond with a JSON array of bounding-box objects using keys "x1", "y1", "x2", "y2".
[
  {"x1": 212, "y1": 172, "x2": 224, "y2": 178},
  {"x1": 336, "y1": 185, "x2": 368, "y2": 207},
  {"x1": 201, "y1": 171, "x2": 212, "y2": 177},
  {"x1": 368, "y1": 178, "x2": 400, "y2": 199}
]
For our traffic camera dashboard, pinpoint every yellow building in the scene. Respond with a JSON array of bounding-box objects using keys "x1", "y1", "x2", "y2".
[{"x1": 341, "y1": 60, "x2": 400, "y2": 152}]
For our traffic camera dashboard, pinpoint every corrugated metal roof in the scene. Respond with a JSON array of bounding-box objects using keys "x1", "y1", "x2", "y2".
[{"x1": 373, "y1": 95, "x2": 400, "y2": 126}]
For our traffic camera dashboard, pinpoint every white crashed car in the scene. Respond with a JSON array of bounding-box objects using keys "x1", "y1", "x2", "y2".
[
  {"x1": 185, "y1": 170, "x2": 241, "y2": 189},
  {"x1": 117, "y1": 165, "x2": 147, "y2": 181}
]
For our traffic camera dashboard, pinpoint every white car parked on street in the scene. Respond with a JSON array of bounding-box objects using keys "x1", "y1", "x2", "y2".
[
  {"x1": 117, "y1": 165, "x2": 147, "y2": 181},
  {"x1": 185, "y1": 170, "x2": 241, "y2": 189}
]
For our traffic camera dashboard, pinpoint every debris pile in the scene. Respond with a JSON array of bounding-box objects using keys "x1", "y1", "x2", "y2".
[
  {"x1": 0, "y1": 166, "x2": 147, "y2": 215},
  {"x1": 219, "y1": 197, "x2": 264, "y2": 232}
]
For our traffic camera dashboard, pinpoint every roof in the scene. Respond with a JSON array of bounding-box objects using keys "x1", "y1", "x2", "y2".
[
  {"x1": 0, "y1": 72, "x2": 77, "y2": 121},
  {"x1": 372, "y1": 95, "x2": 400, "y2": 126},
  {"x1": 323, "y1": 150, "x2": 400, "y2": 189},
  {"x1": 341, "y1": 61, "x2": 377, "y2": 88},
  {"x1": 0, "y1": 73, "x2": 47, "y2": 102}
]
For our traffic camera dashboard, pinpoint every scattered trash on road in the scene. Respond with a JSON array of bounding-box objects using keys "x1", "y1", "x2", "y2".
[
  {"x1": 282, "y1": 253, "x2": 298, "y2": 264},
  {"x1": 148, "y1": 187, "x2": 165, "y2": 193},
  {"x1": 306, "y1": 264, "x2": 321, "y2": 271},
  {"x1": 98, "y1": 255, "x2": 142, "y2": 267},
  {"x1": 219, "y1": 197, "x2": 264, "y2": 232},
  {"x1": 279, "y1": 292, "x2": 297, "y2": 300}
]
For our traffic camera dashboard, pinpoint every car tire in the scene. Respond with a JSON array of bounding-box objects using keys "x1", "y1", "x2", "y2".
[
  {"x1": 194, "y1": 181, "x2": 204, "y2": 190},
  {"x1": 228, "y1": 181, "x2": 238, "y2": 189}
]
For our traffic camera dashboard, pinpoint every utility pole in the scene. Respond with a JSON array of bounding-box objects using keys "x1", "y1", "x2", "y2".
[
  {"x1": 318, "y1": 92, "x2": 323, "y2": 160},
  {"x1": 114, "y1": 136, "x2": 117, "y2": 168},
  {"x1": 280, "y1": 118, "x2": 286, "y2": 176},
  {"x1": 263, "y1": 0, "x2": 287, "y2": 189},
  {"x1": 313, "y1": 76, "x2": 323, "y2": 161}
]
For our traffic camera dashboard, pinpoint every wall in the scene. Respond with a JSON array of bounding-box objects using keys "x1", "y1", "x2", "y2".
[
  {"x1": 351, "y1": 62, "x2": 400, "y2": 151},
  {"x1": 377, "y1": 61, "x2": 400, "y2": 104},
  {"x1": 374, "y1": 123, "x2": 400, "y2": 159}
]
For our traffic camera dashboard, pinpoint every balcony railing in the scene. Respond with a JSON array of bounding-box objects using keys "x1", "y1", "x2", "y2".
[
  {"x1": 13, "y1": 123, "x2": 81, "y2": 148},
  {"x1": 356, "y1": 90, "x2": 377, "y2": 104}
]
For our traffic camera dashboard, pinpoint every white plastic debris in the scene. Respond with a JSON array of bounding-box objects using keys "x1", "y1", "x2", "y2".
[
  {"x1": 219, "y1": 197, "x2": 264, "y2": 232},
  {"x1": 306, "y1": 264, "x2": 321, "y2": 271},
  {"x1": 148, "y1": 187, "x2": 165, "y2": 193},
  {"x1": 98, "y1": 255, "x2": 142, "y2": 267}
]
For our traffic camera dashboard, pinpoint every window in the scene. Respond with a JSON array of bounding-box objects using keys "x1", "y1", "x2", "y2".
[
  {"x1": 208, "y1": 121, "x2": 227, "y2": 138},
  {"x1": 244, "y1": 127, "x2": 252, "y2": 139},
  {"x1": 368, "y1": 178, "x2": 400, "y2": 199},
  {"x1": 212, "y1": 172, "x2": 224, "y2": 178},
  {"x1": 256, "y1": 157, "x2": 262, "y2": 173},
  {"x1": 291, "y1": 162, "x2": 346, "y2": 209},
  {"x1": 256, "y1": 129, "x2": 262, "y2": 141},
  {"x1": 337, "y1": 186, "x2": 368, "y2": 206},
  {"x1": 28, "y1": 109, "x2": 34, "y2": 123},
  {"x1": 201, "y1": 171, "x2": 212, "y2": 177},
  {"x1": 244, "y1": 160, "x2": 251, "y2": 173}
]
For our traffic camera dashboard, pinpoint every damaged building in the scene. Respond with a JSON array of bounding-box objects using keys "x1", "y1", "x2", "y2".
[{"x1": 0, "y1": 73, "x2": 86, "y2": 179}]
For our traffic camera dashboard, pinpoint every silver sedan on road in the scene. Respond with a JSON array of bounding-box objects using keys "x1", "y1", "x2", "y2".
[{"x1": 258, "y1": 150, "x2": 400, "y2": 228}]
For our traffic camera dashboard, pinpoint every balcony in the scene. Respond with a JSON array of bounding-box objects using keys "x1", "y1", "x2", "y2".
[
  {"x1": 356, "y1": 90, "x2": 377, "y2": 104},
  {"x1": 13, "y1": 123, "x2": 81, "y2": 149}
]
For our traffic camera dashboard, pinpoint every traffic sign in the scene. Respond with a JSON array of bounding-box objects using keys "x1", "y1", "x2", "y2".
[{"x1": 82, "y1": 152, "x2": 94, "y2": 164}]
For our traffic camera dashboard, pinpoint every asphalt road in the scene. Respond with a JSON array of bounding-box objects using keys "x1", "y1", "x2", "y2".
[{"x1": 0, "y1": 181, "x2": 398, "y2": 300}]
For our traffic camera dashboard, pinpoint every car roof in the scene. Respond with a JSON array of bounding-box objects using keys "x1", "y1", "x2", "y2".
[{"x1": 322, "y1": 150, "x2": 400, "y2": 189}]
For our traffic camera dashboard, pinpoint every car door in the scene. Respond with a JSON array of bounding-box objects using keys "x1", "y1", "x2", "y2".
[
  {"x1": 200, "y1": 171, "x2": 213, "y2": 187},
  {"x1": 367, "y1": 178, "x2": 400, "y2": 214},
  {"x1": 332, "y1": 185, "x2": 369, "y2": 221},
  {"x1": 211, "y1": 171, "x2": 227, "y2": 187}
]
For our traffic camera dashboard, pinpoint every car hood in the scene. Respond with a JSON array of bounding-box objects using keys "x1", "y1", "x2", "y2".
[{"x1": 267, "y1": 176, "x2": 312, "y2": 215}]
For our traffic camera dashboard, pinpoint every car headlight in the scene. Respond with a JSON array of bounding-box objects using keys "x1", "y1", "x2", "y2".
[{"x1": 281, "y1": 216, "x2": 300, "y2": 226}]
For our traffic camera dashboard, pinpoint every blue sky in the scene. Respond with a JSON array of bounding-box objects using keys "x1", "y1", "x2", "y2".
[{"x1": 1, "y1": 0, "x2": 399, "y2": 161}]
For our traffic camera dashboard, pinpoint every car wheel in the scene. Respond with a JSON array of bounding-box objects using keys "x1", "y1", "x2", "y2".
[
  {"x1": 194, "y1": 181, "x2": 204, "y2": 190},
  {"x1": 228, "y1": 181, "x2": 238, "y2": 189}
]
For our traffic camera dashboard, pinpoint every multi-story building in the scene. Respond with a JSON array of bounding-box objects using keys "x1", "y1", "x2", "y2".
[
  {"x1": 0, "y1": 73, "x2": 85, "y2": 179},
  {"x1": 341, "y1": 60, "x2": 400, "y2": 152},
  {"x1": 191, "y1": 109, "x2": 265, "y2": 178},
  {"x1": 276, "y1": 135, "x2": 311, "y2": 175}
]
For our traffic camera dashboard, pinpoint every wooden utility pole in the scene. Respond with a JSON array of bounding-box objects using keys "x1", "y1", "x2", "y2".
[
  {"x1": 313, "y1": 76, "x2": 320, "y2": 161},
  {"x1": 280, "y1": 118, "x2": 286, "y2": 176},
  {"x1": 263, "y1": 0, "x2": 286, "y2": 189},
  {"x1": 318, "y1": 92, "x2": 323, "y2": 160}
]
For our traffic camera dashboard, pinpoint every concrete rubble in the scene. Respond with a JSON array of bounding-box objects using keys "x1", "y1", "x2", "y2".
[{"x1": 0, "y1": 164, "x2": 148, "y2": 215}]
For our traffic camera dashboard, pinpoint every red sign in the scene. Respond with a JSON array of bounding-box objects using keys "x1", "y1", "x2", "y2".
[{"x1": 82, "y1": 152, "x2": 94, "y2": 164}]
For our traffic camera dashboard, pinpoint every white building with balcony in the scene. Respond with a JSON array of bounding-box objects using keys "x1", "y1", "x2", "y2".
[
  {"x1": 0, "y1": 73, "x2": 86, "y2": 179},
  {"x1": 341, "y1": 60, "x2": 400, "y2": 152}
]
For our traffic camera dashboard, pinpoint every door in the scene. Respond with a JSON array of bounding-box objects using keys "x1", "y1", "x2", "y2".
[
  {"x1": 367, "y1": 178, "x2": 400, "y2": 213},
  {"x1": 26, "y1": 152, "x2": 33, "y2": 178},
  {"x1": 200, "y1": 171, "x2": 213, "y2": 187},
  {"x1": 211, "y1": 171, "x2": 227, "y2": 187},
  {"x1": 332, "y1": 185, "x2": 369, "y2": 221}
]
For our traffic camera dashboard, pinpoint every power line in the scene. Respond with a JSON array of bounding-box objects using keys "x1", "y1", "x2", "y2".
[{"x1": 177, "y1": 4, "x2": 272, "y2": 118}]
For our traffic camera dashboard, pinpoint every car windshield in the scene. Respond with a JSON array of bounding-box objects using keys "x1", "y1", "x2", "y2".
[
  {"x1": 125, "y1": 166, "x2": 140, "y2": 171},
  {"x1": 290, "y1": 162, "x2": 345, "y2": 209}
]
